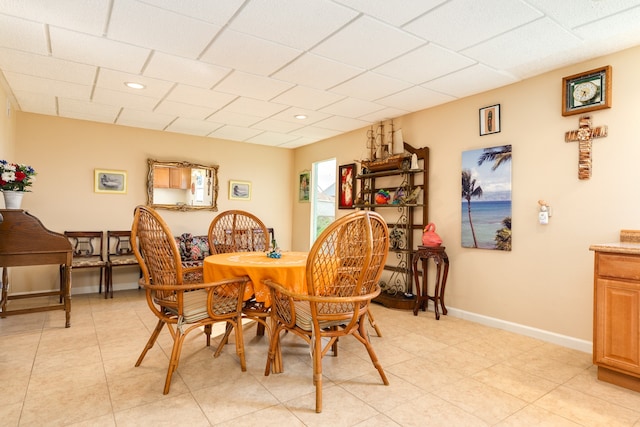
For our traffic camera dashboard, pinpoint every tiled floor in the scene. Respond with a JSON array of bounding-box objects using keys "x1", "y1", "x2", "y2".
[{"x1": 1, "y1": 290, "x2": 640, "y2": 426}]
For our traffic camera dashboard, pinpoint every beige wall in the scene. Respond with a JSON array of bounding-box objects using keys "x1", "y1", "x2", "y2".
[
  {"x1": 9, "y1": 114, "x2": 294, "y2": 293},
  {"x1": 294, "y1": 45, "x2": 640, "y2": 346}
]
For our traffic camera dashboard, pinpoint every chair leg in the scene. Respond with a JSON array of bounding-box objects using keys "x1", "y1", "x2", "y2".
[
  {"x1": 357, "y1": 319, "x2": 389, "y2": 386},
  {"x1": 135, "y1": 318, "x2": 164, "y2": 367},
  {"x1": 233, "y1": 316, "x2": 247, "y2": 372},
  {"x1": 164, "y1": 326, "x2": 187, "y2": 394},
  {"x1": 204, "y1": 324, "x2": 212, "y2": 347},
  {"x1": 367, "y1": 307, "x2": 382, "y2": 337},
  {"x1": 313, "y1": 332, "x2": 323, "y2": 413}
]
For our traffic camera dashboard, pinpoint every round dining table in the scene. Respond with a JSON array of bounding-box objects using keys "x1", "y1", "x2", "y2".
[{"x1": 203, "y1": 251, "x2": 308, "y2": 306}]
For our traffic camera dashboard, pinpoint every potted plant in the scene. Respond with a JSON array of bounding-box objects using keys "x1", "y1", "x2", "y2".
[{"x1": 0, "y1": 160, "x2": 36, "y2": 209}]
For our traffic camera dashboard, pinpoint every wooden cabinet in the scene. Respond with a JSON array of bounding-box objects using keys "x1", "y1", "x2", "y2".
[
  {"x1": 153, "y1": 167, "x2": 190, "y2": 189},
  {"x1": 356, "y1": 143, "x2": 428, "y2": 309},
  {"x1": 592, "y1": 247, "x2": 640, "y2": 392}
]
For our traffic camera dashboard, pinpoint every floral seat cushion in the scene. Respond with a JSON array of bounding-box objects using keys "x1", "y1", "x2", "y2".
[{"x1": 175, "y1": 233, "x2": 210, "y2": 264}]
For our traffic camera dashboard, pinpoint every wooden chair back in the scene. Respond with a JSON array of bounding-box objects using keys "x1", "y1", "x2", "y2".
[{"x1": 208, "y1": 210, "x2": 269, "y2": 254}]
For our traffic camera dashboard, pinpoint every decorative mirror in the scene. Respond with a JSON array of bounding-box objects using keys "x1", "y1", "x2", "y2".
[{"x1": 146, "y1": 159, "x2": 219, "y2": 211}]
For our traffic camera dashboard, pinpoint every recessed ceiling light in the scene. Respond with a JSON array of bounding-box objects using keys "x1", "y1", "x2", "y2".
[
  {"x1": 294, "y1": 114, "x2": 307, "y2": 120},
  {"x1": 125, "y1": 82, "x2": 145, "y2": 89}
]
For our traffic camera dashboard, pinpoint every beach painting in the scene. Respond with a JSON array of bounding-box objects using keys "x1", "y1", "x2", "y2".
[{"x1": 461, "y1": 145, "x2": 512, "y2": 250}]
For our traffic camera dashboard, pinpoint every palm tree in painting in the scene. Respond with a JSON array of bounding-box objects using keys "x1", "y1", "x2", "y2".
[
  {"x1": 494, "y1": 216, "x2": 512, "y2": 251},
  {"x1": 462, "y1": 169, "x2": 483, "y2": 248},
  {"x1": 477, "y1": 145, "x2": 512, "y2": 170}
]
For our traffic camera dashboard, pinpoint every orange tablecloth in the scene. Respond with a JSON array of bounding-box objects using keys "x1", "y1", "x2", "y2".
[{"x1": 203, "y1": 252, "x2": 307, "y2": 306}]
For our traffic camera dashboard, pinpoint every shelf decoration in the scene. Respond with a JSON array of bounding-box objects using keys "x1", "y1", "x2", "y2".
[{"x1": 361, "y1": 121, "x2": 410, "y2": 173}]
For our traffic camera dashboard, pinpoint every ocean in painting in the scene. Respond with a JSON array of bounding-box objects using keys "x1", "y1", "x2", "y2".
[{"x1": 461, "y1": 200, "x2": 511, "y2": 249}]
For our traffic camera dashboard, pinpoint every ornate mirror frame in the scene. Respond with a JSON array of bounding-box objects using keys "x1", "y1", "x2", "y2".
[{"x1": 146, "y1": 159, "x2": 219, "y2": 211}]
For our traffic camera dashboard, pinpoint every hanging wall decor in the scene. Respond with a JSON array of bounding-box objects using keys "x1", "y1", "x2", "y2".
[
  {"x1": 299, "y1": 171, "x2": 310, "y2": 202},
  {"x1": 338, "y1": 163, "x2": 356, "y2": 209},
  {"x1": 479, "y1": 104, "x2": 501, "y2": 136},
  {"x1": 461, "y1": 145, "x2": 512, "y2": 250}
]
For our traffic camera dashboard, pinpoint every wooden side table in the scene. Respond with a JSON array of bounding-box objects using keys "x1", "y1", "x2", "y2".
[{"x1": 412, "y1": 245, "x2": 449, "y2": 319}]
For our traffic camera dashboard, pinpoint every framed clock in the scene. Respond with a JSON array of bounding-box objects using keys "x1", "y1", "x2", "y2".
[{"x1": 562, "y1": 65, "x2": 611, "y2": 116}]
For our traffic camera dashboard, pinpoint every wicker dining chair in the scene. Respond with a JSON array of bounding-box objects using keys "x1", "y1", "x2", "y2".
[
  {"x1": 208, "y1": 210, "x2": 272, "y2": 338},
  {"x1": 131, "y1": 205, "x2": 250, "y2": 394},
  {"x1": 263, "y1": 211, "x2": 390, "y2": 413}
]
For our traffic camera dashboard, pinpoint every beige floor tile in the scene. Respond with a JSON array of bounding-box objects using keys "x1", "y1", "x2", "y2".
[
  {"x1": 385, "y1": 354, "x2": 466, "y2": 392},
  {"x1": 505, "y1": 350, "x2": 589, "y2": 384},
  {"x1": 352, "y1": 413, "x2": 403, "y2": 426},
  {"x1": 215, "y1": 404, "x2": 306, "y2": 427},
  {"x1": 339, "y1": 371, "x2": 423, "y2": 412},
  {"x1": 565, "y1": 367, "x2": 640, "y2": 412},
  {"x1": 386, "y1": 392, "x2": 489, "y2": 426},
  {"x1": 535, "y1": 385, "x2": 640, "y2": 426},
  {"x1": 0, "y1": 401, "x2": 22, "y2": 427},
  {"x1": 471, "y1": 363, "x2": 559, "y2": 402},
  {"x1": 495, "y1": 405, "x2": 582, "y2": 426},
  {"x1": 114, "y1": 392, "x2": 210, "y2": 426},
  {"x1": 437, "y1": 377, "x2": 528, "y2": 424}
]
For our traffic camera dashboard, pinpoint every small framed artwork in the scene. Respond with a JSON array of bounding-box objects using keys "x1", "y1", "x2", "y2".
[
  {"x1": 562, "y1": 65, "x2": 612, "y2": 116},
  {"x1": 229, "y1": 180, "x2": 251, "y2": 201},
  {"x1": 94, "y1": 169, "x2": 127, "y2": 194},
  {"x1": 299, "y1": 171, "x2": 310, "y2": 202},
  {"x1": 338, "y1": 163, "x2": 356, "y2": 209},
  {"x1": 479, "y1": 104, "x2": 501, "y2": 136}
]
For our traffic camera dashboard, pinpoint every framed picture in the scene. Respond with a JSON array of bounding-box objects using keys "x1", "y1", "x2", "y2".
[
  {"x1": 94, "y1": 169, "x2": 126, "y2": 194},
  {"x1": 562, "y1": 65, "x2": 612, "y2": 116},
  {"x1": 338, "y1": 163, "x2": 356, "y2": 209},
  {"x1": 299, "y1": 171, "x2": 310, "y2": 202},
  {"x1": 479, "y1": 104, "x2": 501, "y2": 136},
  {"x1": 229, "y1": 180, "x2": 251, "y2": 201}
]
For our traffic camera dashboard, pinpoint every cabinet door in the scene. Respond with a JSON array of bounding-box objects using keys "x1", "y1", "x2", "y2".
[
  {"x1": 169, "y1": 168, "x2": 190, "y2": 189},
  {"x1": 594, "y1": 277, "x2": 640, "y2": 373},
  {"x1": 153, "y1": 167, "x2": 170, "y2": 188}
]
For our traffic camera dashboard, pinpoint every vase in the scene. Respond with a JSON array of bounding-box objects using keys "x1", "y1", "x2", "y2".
[{"x1": 3, "y1": 190, "x2": 24, "y2": 209}]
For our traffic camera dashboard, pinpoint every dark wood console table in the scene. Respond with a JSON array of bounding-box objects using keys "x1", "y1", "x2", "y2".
[
  {"x1": 412, "y1": 245, "x2": 449, "y2": 319},
  {"x1": 0, "y1": 209, "x2": 73, "y2": 327}
]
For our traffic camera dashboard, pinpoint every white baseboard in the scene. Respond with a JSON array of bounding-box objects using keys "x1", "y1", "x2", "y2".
[{"x1": 446, "y1": 307, "x2": 592, "y2": 354}]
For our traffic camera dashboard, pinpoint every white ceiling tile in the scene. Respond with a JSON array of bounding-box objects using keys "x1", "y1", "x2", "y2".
[
  {"x1": 572, "y1": 4, "x2": 640, "y2": 43},
  {"x1": 272, "y1": 53, "x2": 364, "y2": 90},
  {"x1": 207, "y1": 110, "x2": 262, "y2": 127},
  {"x1": 108, "y1": 0, "x2": 221, "y2": 58},
  {"x1": 4, "y1": 71, "x2": 91, "y2": 100},
  {"x1": 138, "y1": 0, "x2": 245, "y2": 25},
  {"x1": 117, "y1": 108, "x2": 176, "y2": 131},
  {"x1": 527, "y1": 0, "x2": 640, "y2": 28},
  {"x1": 50, "y1": 27, "x2": 150, "y2": 74},
  {"x1": 166, "y1": 85, "x2": 236, "y2": 110},
  {"x1": 96, "y1": 69, "x2": 174, "y2": 98},
  {"x1": 209, "y1": 125, "x2": 263, "y2": 141},
  {"x1": 245, "y1": 131, "x2": 300, "y2": 146},
  {"x1": 251, "y1": 118, "x2": 305, "y2": 133},
  {"x1": 290, "y1": 126, "x2": 343, "y2": 140},
  {"x1": 228, "y1": 0, "x2": 358, "y2": 50},
  {"x1": 358, "y1": 107, "x2": 410, "y2": 123},
  {"x1": 332, "y1": 0, "x2": 447, "y2": 26},
  {"x1": 376, "y1": 85, "x2": 455, "y2": 111},
  {"x1": 313, "y1": 115, "x2": 370, "y2": 132},
  {"x1": 269, "y1": 107, "x2": 332, "y2": 125},
  {"x1": 154, "y1": 100, "x2": 213, "y2": 120},
  {"x1": 312, "y1": 15, "x2": 425, "y2": 69},
  {"x1": 214, "y1": 71, "x2": 294, "y2": 101},
  {"x1": 320, "y1": 97, "x2": 385, "y2": 118},
  {"x1": 423, "y1": 64, "x2": 518, "y2": 98},
  {"x1": 92, "y1": 87, "x2": 159, "y2": 110},
  {"x1": 271, "y1": 86, "x2": 345, "y2": 110},
  {"x1": 0, "y1": 14, "x2": 48, "y2": 54},
  {"x1": 223, "y1": 97, "x2": 288, "y2": 117},
  {"x1": 57, "y1": 98, "x2": 120, "y2": 123},
  {"x1": 278, "y1": 136, "x2": 320, "y2": 148},
  {"x1": 462, "y1": 18, "x2": 582, "y2": 72},
  {"x1": 0, "y1": 47, "x2": 96, "y2": 84},
  {"x1": 13, "y1": 90, "x2": 57, "y2": 115},
  {"x1": 200, "y1": 28, "x2": 302, "y2": 76},
  {"x1": 330, "y1": 72, "x2": 413, "y2": 101},
  {"x1": 404, "y1": 0, "x2": 543, "y2": 51},
  {"x1": 374, "y1": 44, "x2": 476, "y2": 84},
  {"x1": 144, "y1": 51, "x2": 230, "y2": 89},
  {"x1": 0, "y1": 0, "x2": 110, "y2": 36},
  {"x1": 165, "y1": 117, "x2": 224, "y2": 136}
]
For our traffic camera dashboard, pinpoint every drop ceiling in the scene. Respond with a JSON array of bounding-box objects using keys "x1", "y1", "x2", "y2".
[{"x1": 1, "y1": 0, "x2": 639, "y2": 148}]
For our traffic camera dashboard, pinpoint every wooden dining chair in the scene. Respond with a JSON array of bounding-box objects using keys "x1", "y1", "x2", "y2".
[
  {"x1": 208, "y1": 210, "x2": 272, "y2": 338},
  {"x1": 131, "y1": 205, "x2": 250, "y2": 394},
  {"x1": 61, "y1": 231, "x2": 107, "y2": 296},
  {"x1": 105, "y1": 230, "x2": 140, "y2": 299},
  {"x1": 263, "y1": 211, "x2": 390, "y2": 413}
]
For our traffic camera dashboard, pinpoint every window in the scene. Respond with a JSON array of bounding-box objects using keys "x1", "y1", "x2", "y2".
[{"x1": 311, "y1": 159, "x2": 336, "y2": 242}]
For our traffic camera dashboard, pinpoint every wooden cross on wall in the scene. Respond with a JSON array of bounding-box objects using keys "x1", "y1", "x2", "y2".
[{"x1": 565, "y1": 115, "x2": 608, "y2": 180}]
